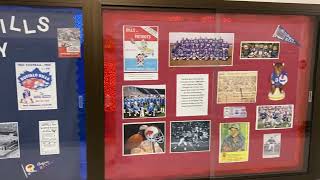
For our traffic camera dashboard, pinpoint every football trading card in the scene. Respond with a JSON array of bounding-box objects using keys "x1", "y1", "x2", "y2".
[
  {"x1": 123, "y1": 25, "x2": 158, "y2": 73},
  {"x1": 122, "y1": 85, "x2": 166, "y2": 119},
  {"x1": 224, "y1": 106, "x2": 247, "y2": 118},
  {"x1": 57, "y1": 28, "x2": 81, "y2": 58},
  {"x1": 240, "y1": 41, "x2": 280, "y2": 59},
  {"x1": 39, "y1": 120, "x2": 60, "y2": 155},
  {"x1": 170, "y1": 120, "x2": 211, "y2": 153},
  {"x1": 217, "y1": 71, "x2": 258, "y2": 104},
  {"x1": 169, "y1": 32, "x2": 234, "y2": 67},
  {"x1": 263, "y1": 133, "x2": 281, "y2": 158},
  {"x1": 219, "y1": 122, "x2": 250, "y2": 163},
  {"x1": 0, "y1": 122, "x2": 20, "y2": 159},
  {"x1": 256, "y1": 104, "x2": 294, "y2": 130},
  {"x1": 123, "y1": 122, "x2": 165, "y2": 156},
  {"x1": 176, "y1": 74, "x2": 209, "y2": 117},
  {"x1": 15, "y1": 62, "x2": 58, "y2": 110}
]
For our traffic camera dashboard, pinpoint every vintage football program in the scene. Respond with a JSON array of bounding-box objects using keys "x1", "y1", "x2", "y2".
[
  {"x1": 263, "y1": 133, "x2": 281, "y2": 158},
  {"x1": 57, "y1": 28, "x2": 81, "y2": 58}
]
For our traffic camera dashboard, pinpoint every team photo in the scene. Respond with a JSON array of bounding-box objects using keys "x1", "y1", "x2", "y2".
[
  {"x1": 263, "y1": 133, "x2": 281, "y2": 158},
  {"x1": 123, "y1": 85, "x2": 166, "y2": 119},
  {"x1": 170, "y1": 120, "x2": 210, "y2": 153},
  {"x1": 256, "y1": 104, "x2": 294, "y2": 130},
  {"x1": 123, "y1": 122, "x2": 165, "y2": 156},
  {"x1": 240, "y1": 41, "x2": 280, "y2": 59},
  {"x1": 169, "y1": 32, "x2": 234, "y2": 67}
]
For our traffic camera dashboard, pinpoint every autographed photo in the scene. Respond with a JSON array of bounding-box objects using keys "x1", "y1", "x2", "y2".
[
  {"x1": 123, "y1": 85, "x2": 166, "y2": 119},
  {"x1": 0, "y1": 122, "x2": 20, "y2": 159},
  {"x1": 170, "y1": 120, "x2": 210, "y2": 153},
  {"x1": 256, "y1": 104, "x2": 294, "y2": 130},
  {"x1": 169, "y1": 32, "x2": 234, "y2": 67},
  {"x1": 123, "y1": 122, "x2": 165, "y2": 156}
]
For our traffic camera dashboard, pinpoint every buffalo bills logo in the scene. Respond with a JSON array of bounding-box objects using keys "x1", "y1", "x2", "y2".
[{"x1": 18, "y1": 68, "x2": 52, "y2": 90}]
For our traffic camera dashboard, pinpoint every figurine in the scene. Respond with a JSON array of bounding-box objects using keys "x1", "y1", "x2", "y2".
[{"x1": 268, "y1": 62, "x2": 288, "y2": 101}]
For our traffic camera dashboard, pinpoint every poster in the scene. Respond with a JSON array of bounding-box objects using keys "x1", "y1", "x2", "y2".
[
  {"x1": 217, "y1": 71, "x2": 258, "y2": 104},
  {"x1": 240, "y1": 41, "x2": 280, "y2": 59},
  {"x1": 169, "y1": 32, "x2": 234, "y2": 67},
  {"x1": 39, "y1": 120, "x2": 60, "y2": 155},
  {"x1": 123, "y1": 122, "x2": 165, "y2": 156},
  {"x1": 15, "y1": 62, "x2": 57, "y2": 110},
  {"x1": 170, "y1": 120, "x2": 210, "y2": 153},
  {"x1": 176, "y1": 74, "x2": 209, "y2": 117},
  {"x1": 219, "y1": 122, "x2": 250, "y2": 163},
  {"x1": 123, "y1": 25, "x2": 158, "y2": 80},
  {"x1": 122, "y1": 85, "x2": 166, "y2": 119},
  {"x1": 263, "y1": 133, "x2": 281, "y2": 158},
  {"x1": 0, "y1": 122, "x2": 20, "y2": 159},
  {"x1": 256, "y1": 104, "x2": 294, "y2": 130},
  {"x1": 57, "y1": 28, "x2": 81, "y2": 58}
]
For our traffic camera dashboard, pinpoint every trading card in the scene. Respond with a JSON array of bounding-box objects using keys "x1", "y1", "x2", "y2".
[
  {"x1": 217, "y1": 71, "x2": 258, "y2": 104},
  {"x1": 57, "y1": 28, "x2": 81, "y2": 58},
  {"x1": 122, "y1": 85, "x2": 166, "y2": 119},
  {"x1": 169, "y1": 32, "x2": 234, "y2": 67},
  {"x1": 240, "y1": 41, "x2": 280, "y2": 59},
  {"x1": 256, "y1": 104, "x2": 294, "y2": 130},
  {"x1": 224, "y1": 106, "x2": 247, "y2": 118},
  {"x1": 219, "y1": 122, "x2": 250, "y2": 163},
  {"x1": 123, "y1": 122, "x2": 165, "y2": 156},
  {"x1": 123, "y1": 25, "x2": 158, "y2": 73},
  {"x1": 16, "y1": 62, "x2": 58, "y2": 110},
  {"x1": 263, "y1": 133, "x2": 281, "y2": 158},
  {"x1": 170, "y1": 120, "x2": 210, "y2": 153},
  {"x1": 0, "y1": 122, "x2": 20, "y2": 159}
]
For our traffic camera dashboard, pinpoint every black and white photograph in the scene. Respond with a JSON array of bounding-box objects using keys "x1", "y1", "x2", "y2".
[
  {"x1": 123, "y1": 85, "x2": 166, "y2": 119},
  {"x1": 240, "y1": 41, "x2": 280, "y2": 59},
  {"x1": 170, "y1": 120, "x2": 210, "y2": 153},
  {"x1": 256, "y1": 104, "x2": 294, "y2": 130},
  {"x1": 169, "y1": 32, "x2": 234, "y2": 67},
  {"x1": 263, "y1": 133, "x2": 281, "y2": 158},
  {"x1": 123, "y1": 122, "x2": 165, "y2": 156},
  {"x1": 0, "y1": 122, "x2": 20, "y2": 159}
]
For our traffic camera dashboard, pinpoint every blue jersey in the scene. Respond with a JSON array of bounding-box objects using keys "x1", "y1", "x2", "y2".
[{"x1": 271, "y1": 72, "x2": 288, "y2": 87}]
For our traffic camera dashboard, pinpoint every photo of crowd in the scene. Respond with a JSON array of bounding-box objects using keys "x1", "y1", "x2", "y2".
[{"x1": 241, "y1": 41, "x2": 280, "y2": 59}]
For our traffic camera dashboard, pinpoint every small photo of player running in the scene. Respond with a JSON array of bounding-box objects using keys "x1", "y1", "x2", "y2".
[
  {"x1": 123, "y1": 85, "x2": 166, "y2": 119},
  {"x1": 170, "y1": 120, "x2": 210, "y2": 153}
]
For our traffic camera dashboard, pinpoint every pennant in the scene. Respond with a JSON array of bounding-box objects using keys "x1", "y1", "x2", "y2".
[{"x1": 273, "y1": 25, "x2": 299, "y2": 46}]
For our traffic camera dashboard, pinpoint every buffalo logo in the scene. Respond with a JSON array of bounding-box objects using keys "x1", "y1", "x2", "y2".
[{"x1": 18, "y1": 68, "x2": 52, "y2": 90}]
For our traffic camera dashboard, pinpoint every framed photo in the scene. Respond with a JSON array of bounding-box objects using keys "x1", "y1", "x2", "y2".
[
  {"x1": 122, "y1": 85, "x2": 166, "y2": 119},
  {"x1": 240, "y1": 41, "x2": 280, "y2": 59},
  {"x1": 170, "y1": 120, "x2": 211, "y2": 153},
  {"x1": 169, "y1": 32, "x2": 234, "y2": 67},
  {"x1": 256, "y1": 104, "x2": 294, "y2": 130},
  {"x1": 123, "y1": 122, "x2": 165, "y2": 156},
  {"x1": 263, "y1": 133, "x2": 281, "y2": 158},
  {"x1": 0, "y1": 122, "x2": 20, "y2": 159}
]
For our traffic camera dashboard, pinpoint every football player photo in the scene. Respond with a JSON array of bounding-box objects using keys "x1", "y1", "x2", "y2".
[
  {"x1": 122, "y1": 85, "x2": 166, "y2": 119},
  {"x1": 169, "y1": 32, "x2": 234, "y2": 67},
  {"x1": 123, "y1": 122, "x2": 165, "y2": 156},
  {"x1": 240, "y1": 41, "x2": 280, "y2": 59},
  {"x1": 263, "y1": 133, "x2": 281, "y2": 158},
  {"x1": 256, "y1": 104, "x2": 294, "y2": 130},
  {"x1": 170, "y1": 120, "x2": 210, "y2": 153},
  {"x1": 0, "y1": 122, "x2": 20, "y2": 159}
]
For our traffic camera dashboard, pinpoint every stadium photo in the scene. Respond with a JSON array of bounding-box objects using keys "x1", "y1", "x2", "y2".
[
  {"x1": 256, "y1": 104, "x2": 294, "y2": 130},
  {"x1": 169, "y1": 32, "x2": 234, "y2": 67},
  {"x1": 0, "y1": 122, "x2": 20, "y2": 159},
  {"x1": 123, "y1": 85, "x2": 166, "y2": 119},
  {"x1": 170, "y1": 120, "x2": 210, "y2": 153}
]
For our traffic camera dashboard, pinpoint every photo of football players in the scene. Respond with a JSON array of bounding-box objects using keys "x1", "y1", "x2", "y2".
[
  {"x1": 256, "y1": 104, "x2": 294, "y2": 130},
  {"x1": 169, "y1": 33, "x2": 234, "y2": 67},
  {"x1": 123, "y1": 85, "x2": 166, "y2": 119},
  {"x1": 170, "y1": 120, "x2": 210, "y2": 153},
  {"x1": 0, "y1": 122, "x2": 20, "y2": 159},
  {"x1": 123, "y1": 122, "x2": 165, "y2": 156},
  {"x1": 240, "y1": 41, "x2": 280, "y2": 59},
  {"x1": 263, "y1": 133, "x2": 281, "y2": 158}
]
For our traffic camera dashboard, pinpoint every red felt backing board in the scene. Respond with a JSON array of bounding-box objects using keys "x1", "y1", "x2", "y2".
[{"x1": 103, "y1": 9, "x2": 315, "y2": 180}]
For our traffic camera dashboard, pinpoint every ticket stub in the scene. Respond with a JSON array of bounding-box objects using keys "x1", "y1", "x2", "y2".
[{"x1": 224, "y1": 106, "x2": 247, "y2": 118}]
